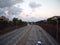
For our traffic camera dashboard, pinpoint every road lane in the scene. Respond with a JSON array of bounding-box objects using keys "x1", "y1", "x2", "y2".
[
  {"x1": 36, "y1": 25, "x2": 59, "y2": 45},
  {"x1": 26, "y1": 25, "x2": 60, "y2": 45},
  {"x1": 0, "y1": 25, "x2": 60, "y2": 45},
  {"x1": 26, "y1": 26, "x2": 38, "y2": 45},
  {"x1": 16, "y1": 26, "x2": 32, "y2": 45},
  {"x1": 0, "y1": 25, "x2": 32, "y2": 45}
]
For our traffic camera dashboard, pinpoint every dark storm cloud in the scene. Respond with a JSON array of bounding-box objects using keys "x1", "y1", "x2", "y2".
[
  {"x1": 0, "y1": 0, "x2": 23, "y2": 19},
  {"x1": 0, "y1": 8, "x2": 6, "y2": 16},
  {"x1": 8, "y1": 7, "x2": 22, "y2": 15},
  {"x1": 29, "y1": 2, "x2": 41, "y2": 9},
  {"x1": 0, "y1": 6, "x2": 23, "y2": 21},
  {"x1": 0, "y1": 0, "x2": 23, "y2": 8}
]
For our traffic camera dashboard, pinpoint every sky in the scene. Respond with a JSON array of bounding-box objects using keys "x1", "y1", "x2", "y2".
[{"x1": 0, "y1": 0, "x2": 60, "y2": 22}]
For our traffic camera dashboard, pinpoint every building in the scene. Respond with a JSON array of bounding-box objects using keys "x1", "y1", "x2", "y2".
[
  {"x1": 0, "y1": 16, "x2": 9, "y2": 22},
  {"x1": 51, "y1": 16, "x2": 60, "y2": 20}
]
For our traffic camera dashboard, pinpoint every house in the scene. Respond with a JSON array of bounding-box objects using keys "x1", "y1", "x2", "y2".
[
  {"x1": 0, "y1": 16, "x2": 9, "y2": 22},
  {"x1": 51, "y1": 16, "x2": 60, "y2": 20}
]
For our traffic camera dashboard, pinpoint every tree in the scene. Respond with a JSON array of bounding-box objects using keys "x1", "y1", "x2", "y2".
[
  {"x1": 0, "y1": 16, "x2": 9, "y2": 29},
  {"x1": 13, "y1": 18, "x2": 18, "y2": 25}
]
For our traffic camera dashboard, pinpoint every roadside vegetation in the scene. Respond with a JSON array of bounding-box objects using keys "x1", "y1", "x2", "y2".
[
  {"x1": 0, "y1": 16, "x2": 60, "y2": 43},
  {"x1": 35, "y1": 16, "x2": 60, "y2": 43},
  {"x1": 0, "y1": 16, "x2": 27, "y2": 35}
]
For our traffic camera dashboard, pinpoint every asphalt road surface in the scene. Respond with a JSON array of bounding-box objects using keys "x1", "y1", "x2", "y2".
[{"x1": 0, "y1": 25, "x2": 60, "y2": 45}]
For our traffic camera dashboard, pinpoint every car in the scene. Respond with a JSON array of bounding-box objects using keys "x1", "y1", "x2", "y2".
[{"x1": 37, "y1": 41, "x2": 42, "y2": 45}]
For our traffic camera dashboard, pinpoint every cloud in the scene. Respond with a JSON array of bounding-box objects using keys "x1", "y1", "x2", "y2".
[
  {"x1": 20, "y1": 17, "x2": 40, "y2": 22},
  {"x1": 0, "y1": 0, "x2": 23, "y2": 8},
  {"x1": 29, "y1": 2, "x2": 41, "y2": 9},
  {"x1": 0, "y1": 0, "x2": 41, "y2": 21},
  {"x1": 8, "y1": 7, "x2": 22, "y2": 15},
  {"x1": 0, "y1": 0, "x2": 23, "y2": 20},
  {"x1": 0, "y1": 6, "x2": 23, "y2": 21},
  {"x1": 0, "y1": 6, "x2": 22, "y2": 16},
  {"x1": 0, "y1": 8, "x2": 7, "y2": 16},
  {"x1": 29, "y1": 17, "x2": 40, "y2": 22},
  {"x1": 6, "y1": 15, "x2": 16, "y2": 20}
]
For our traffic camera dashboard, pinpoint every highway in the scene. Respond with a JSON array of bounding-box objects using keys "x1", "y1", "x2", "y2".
[{"x1": 0, "y1": 25, "x2": 60, "y2": 45}]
